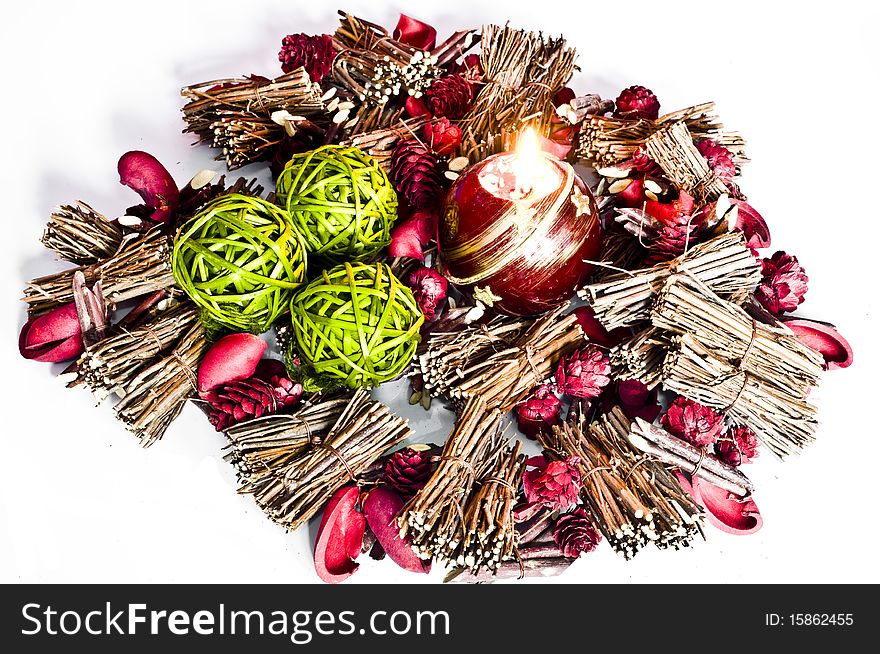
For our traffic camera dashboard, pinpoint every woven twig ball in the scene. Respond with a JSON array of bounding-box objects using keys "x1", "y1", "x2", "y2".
[
  {"x1": 172, "y1": 193, "x2": 307, "y2": 333},
  {"x1": 290, "y1": 262, "x2": 424, "y2": 389},
  {"x1": 275, "y1": 145, "x2": 397, "y2": 264}
]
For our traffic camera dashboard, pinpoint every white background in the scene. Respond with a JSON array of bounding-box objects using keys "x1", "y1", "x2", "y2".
[{"x1": 1, "y1": 0, "x2": 878, "y2": 584}]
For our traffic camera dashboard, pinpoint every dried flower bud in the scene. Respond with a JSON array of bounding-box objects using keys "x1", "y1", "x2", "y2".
[
  {"x1": 614, "y1": 85, "x2": 660, "y2": 120},
  {"x1": 406, "y1": 266, "x2": 448, "y2": 320},
  {"x1": 18, "y1": 302, "x2": 83, "y2": 363},
  {"x1": 523, "y1": 455, "x2": 582, "y2": 512},
  {"x1": 714, "y1": 425, "x2": 760, "y2": 466},
  {"x1": 423, "y1": 117, "x2": 462, "y2": 156},
  {"x1": 253, "y1": 359, "x2": 303, "y2": 409},
  {"x1": 695, "y1": 139, "x2": 737, "y2": 184},
  {"x1": 516, "y1": 385, "x2": 562, "y2": 440},
  {"x1": 660, "y1": 396, "x2": 724, "y2": 448},
  {"x1": 556, "y1": 346, "x2": 612, "y2": 399},
  {"x1": 755, "y1": 251, "x2": 808, "y2": 315},
  {"x1": 631, "y1": 146, "x2": 663, "y2": 176},
  {"x1": 553, "y1": 507, "x2": 601, "y2": 557},
  {"x1": 278, "y1": 34, "x2": 335, "y2": 81}
]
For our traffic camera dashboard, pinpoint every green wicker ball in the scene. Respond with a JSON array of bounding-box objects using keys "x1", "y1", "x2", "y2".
[
  {"x1": 172, "y1": 193, "x2": 307, "y2": 333},
  {"x1": 275, "y1": 145, "x2": 397, "y2": 264},
  {"x1": 290, "y1": 262, "x2": 424, "y2": 389}
]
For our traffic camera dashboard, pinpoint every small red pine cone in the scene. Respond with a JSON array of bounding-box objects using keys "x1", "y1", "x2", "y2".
[
  {"x1": 614, "y1": 85, "x2": 661, "y2": 121},
  {"x1": 644, "y1": 212, "x2": 704, "y2": 264},
  {"x1": 630, "y1": 146, "x2": 663, "y2": 176},
  {"x1": 207, "y1": 378, "x2": 279, "y2": 432},
  {"x1": 422, "y1": 117, "x2": 462, "y2": 156},
  {"x1": 384, "y1": 447, "x2": 435, "y2": 498},
  {"x1": 553, "y1": 507, "x2": 602, "y2": 558},
  {"x1": 426, "y1": 74, "x2": 475, "y2": 119},
  {"x1": 389, "y1": 139, "x2": 445, "y2": 211},
  {"x1": 523, "y1": 455, "x2": 582, "y2": 511},
  {"x1": 407, "y1": 265, "x2": 448, "y2": 321},
  {"x1": 516, "y1": 385, "x2": 562, "y2": 440},
  {"x1": 715, "y1": 425, "x2": 760, "y2": 466},
  {"x1": 755, "y1": 251, "x2": 808, "y2": 315},
  {"x1": 278, "y1": 34, "x2": 335, "y2": 81},
  {"x1": 695, "y1": 139, "x2": 737, "y2": 184},
  {"x1": 556, "y1": 346, "x2": 612, "y2": 399},
  {"x1": 660, "y1": 396, "x2": 724, "y2": 448}
]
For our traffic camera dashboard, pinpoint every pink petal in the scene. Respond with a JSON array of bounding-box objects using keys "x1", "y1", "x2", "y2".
[
  {"x1": 313, "y1": 486, "x2": 365, "y2": 584},
  {"x1": 197, "y1": 333, "x2": 267, "y2": 397}
]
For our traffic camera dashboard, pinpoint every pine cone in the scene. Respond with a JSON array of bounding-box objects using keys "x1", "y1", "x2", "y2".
[
  {"x1": 644, "y1": 211, "x2": 704, "y2": 264},
  {"x1": 523, "y1": 455, "x2": 582, "y2": 511},
  {"x1": 384, "y1": 447, "x2": 435, "y2": 498},
  {"x1": 516, "y1": 385, "x2": 562, "y2": 440},
  {"x1": 207, "y1": 378, "x2": 279, "y2": 432},
  {"x1": 555, "y1": 346, "x2": 612, "y2": 399},
  {"x1": 660, "y1": 396, "x2": 724, "y2": 448},
  {"x1": 696, "y1": 139, "x2": 737, "y2": 184},
  {"x1": 389, "y1": 139, "x2": 445, "y2": 211},
  {"x1": 755, "y1": 251, "x2": 808, "y2": 315},
  {"x1": 426, "y1": 74, "x2": 475, "y2": 119},
  {"x1": 715, "y1": 425, "x2": 760, "y2": 467},
  {"x1": 278, "y1": 34, "x2": 335, "y2": 81},
  {"x1": 553, "y1": 507, "x2": 601, "y2": 558},
  {"x1": 630, "y1": 146, "x2": 663, "y2": 176},
  {"x1": 614, "y1": 85, "x2": 660, "y2": 120}
]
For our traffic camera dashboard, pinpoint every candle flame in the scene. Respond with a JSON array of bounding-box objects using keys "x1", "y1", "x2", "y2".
[{"x1": 511, "y1": 127, "x2": 557, "y2": 199}]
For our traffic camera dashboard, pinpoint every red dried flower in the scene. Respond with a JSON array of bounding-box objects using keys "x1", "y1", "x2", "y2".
[
  {"x1": 422, "y1": 117, "x2": 462, "y2": 156},
  {"x1": 755, "y1": 251, "x2": 808, "y2": 315},
  {"x1": 207, "y1": 378, "x2": 279, "y2": 432},
  {"x1": 614, "y1": 85, "x2": 660, "y2": 120},
  {"x1": 279, "y1": 34, "x2": 335, "y2": 81},
  {"x1": 556, "y1": 346, "x2": 612, "y2": 399},
  {"x1": 406, "y1": 265, "x2": 448, "y2": 320},
  {"x1": 523, "y1": 455, "x2": 582, "y2": 511},
  {"x1": 384, "y1": 447, "x2": 435, "y2": 498},
  {"x1": 426, "y1": 74, "x2": 475, "y2": 119},
  {"x1": 516, "y1": 385, "x2": 562, "y2": 440},
  {"x1": 553, "y1": 507, "x2": 601, "y2": 557},
  {"x1": 631, "y1": 146, "x2": 663, "y2": 176},
  {"x1": 253, "y1": 359, "x2": 303, "y2": 409},
  {"x1": 19, "y1": 302, "x2": 83, "y2": 363},
  {"x1": 660, "y1": 396, "x2": 724, "y2": 448},
  {"x1": 617, "y1": 379, "x2": 662, "y2": 423},
  {"x1": 695, "y1": 139, "x2": 737, "y2": 184},
  {"x1": 714, "y1": 425, "x2": 760, "y2": 467}
]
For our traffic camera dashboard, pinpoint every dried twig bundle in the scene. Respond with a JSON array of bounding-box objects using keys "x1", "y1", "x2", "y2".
[
  {"x1": 609, "y1": 327, "x2": 671, "y2": 388},
  {"x1": 576, "y1": 101, "x2": 747, "y2": 168},
  {"x1": 586, "y1": 221, "x2": 646, "y2": 284},
  {"x1": 340, "y1": 116, "x2": 432, "y2": 170},
  {"x1": 241, "y1": 390, "x2": 411, "y2": 532},
  {"x1": 459, "y1": 24, "x2": 576, "y2": 160},
  {"x1": 114, "y1": 320, "x2": 209, "y2": 447},
  {"x1": 399, "y1": 397, "x2": 506, "y2": 561},
  {"x1": 540, "y1": 406, "x2": 703, "y2": 560},
  {"x1": 181, "y1": 69, "x2": 325, "y2": 167},
  {"x1": 419, "y1": 305, "x2": 584, "y2": 412},
  {"x1": 645, "y1": 122, "x2": 730, "y2": 203},
  {"x1": 662, "y1": 335, "x2": 819, "y2": 457},
  {"x1": 223, "y1": 394, "x2": 352, "y2": 483},
  {"x1": 23, "y1": 228, "x2": 174, "y2": 316},
  {"x1": 73, "y1": 303, "x2": 198, "y2": 401},
  {"x1": 581, "y1": 232, "x2": 761, "y2": 330},
  {"x1": 652, "y1": 275, "x2": 825, "y2": 396},
  {"x1": 41, "y1": 201, "x2": 123, "y2": 265}
]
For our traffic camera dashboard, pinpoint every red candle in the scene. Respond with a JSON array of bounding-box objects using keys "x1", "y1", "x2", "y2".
[{"x1": 439, "y1": 130, "x2": 602, "y2": 316}]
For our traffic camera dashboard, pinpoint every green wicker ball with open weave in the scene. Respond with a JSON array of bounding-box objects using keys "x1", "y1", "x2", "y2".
[
  {"x1": 289, "y1": 262, "x2": 424, "y2": 389},
  {"x1": 275, "y1": 145, "x2": 397, "y2": 264},
  {"x1": 171, "y1": 193, "x2": 307, "y2": 333}
]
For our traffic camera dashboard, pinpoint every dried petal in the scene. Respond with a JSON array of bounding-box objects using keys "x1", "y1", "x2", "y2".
[
  {"x1": 117, "y1": 151, "x2": 179, "y2": 224},
  {"x1": 407, "y1": 266, "x2": 448, "y2": 320},
  {"x1": 363, "y1": 488, "x2": 431, "y2": 574},
  {"x1": 781, "y1": 317, "x2": 853, "y2": 370},
  {"x1": 313, "y1": 486, "x2": 366, "y2": 583},
  {"x1": 197, "y1": 333, "x2": 267, "y2": 397}
]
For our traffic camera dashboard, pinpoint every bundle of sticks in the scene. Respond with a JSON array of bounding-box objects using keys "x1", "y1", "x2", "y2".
[
  {"x1": 181, "y1": 68, "x2": 326, "y2": 168},
  {"x1": 458, "y1": 24, "x2": 576, "y2": 160},
  {"x1": 41, "y1": 201, "x2": 123, "y2": 266},
  {"x1": 22, "y1": 228, "x2": 175, "y2": 316},
  {"x1": 419, "y1": 304, "x2": 584, "y2": 412},
  {"x1": 223, "y1": 394, "x2": 352, "y2": 484},
  {"x1": 538, "y1": 405, "x2": 704, "y2": 560},
  {"x1": 399, "y1": 397, "x2": 523, "y2": 573},
  {"x1": 580, "y1": 232, "x2": 762, "y2": 330},
  {"x1": 645, "y1": 122, "x2": 730, "y2": 204},
  {"x1": 241, "y1": 390, "x2": 411, "y2": 532},
  {"x1": 576, "y1": 101, "x2": 747, "y2": 169}
]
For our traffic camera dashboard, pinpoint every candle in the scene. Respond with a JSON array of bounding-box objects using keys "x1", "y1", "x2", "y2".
[{"x1": 439, "y1": 129, "x2": 602, "y2": 316}]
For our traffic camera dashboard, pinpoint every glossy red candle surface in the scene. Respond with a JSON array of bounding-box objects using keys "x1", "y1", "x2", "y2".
[{"x1": 439, "y1": 151, "x2": 602, "y2": 316}]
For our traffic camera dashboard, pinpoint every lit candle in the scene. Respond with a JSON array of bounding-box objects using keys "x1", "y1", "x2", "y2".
[{"x1": 439, "y1": 128, "x2": 602, "y2": 316}]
